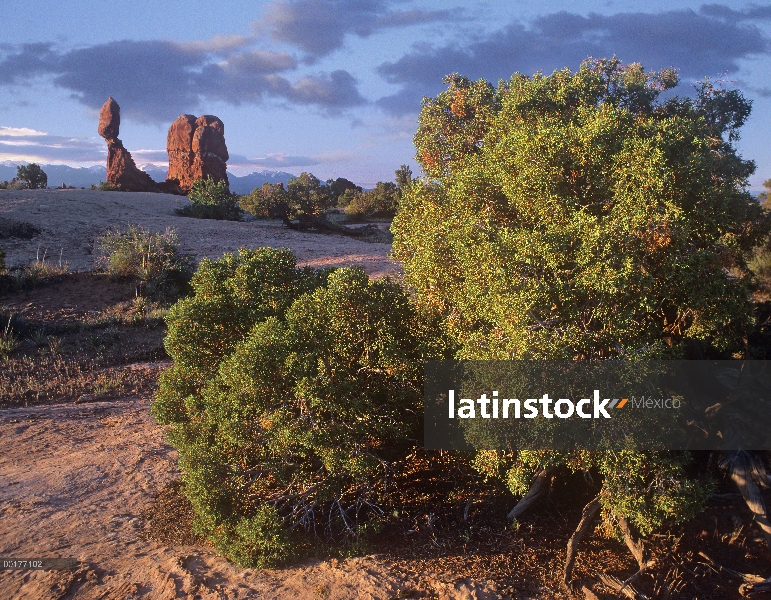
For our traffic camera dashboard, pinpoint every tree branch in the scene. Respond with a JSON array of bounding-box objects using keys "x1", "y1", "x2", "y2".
[{"x1": 563, "y1": 495, "x2": 601, "y2": 590}]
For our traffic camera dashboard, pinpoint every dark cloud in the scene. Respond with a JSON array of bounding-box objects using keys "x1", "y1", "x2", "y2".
[
  {"x1": 377, "y1": 5, "x2": 771, "y2": 115},
  {"x1": 0, "y1": 39, "x2": 365, "y2": 122},
  {"x1": 258, "y1": 0, "x2": 459, "y2": 59}
]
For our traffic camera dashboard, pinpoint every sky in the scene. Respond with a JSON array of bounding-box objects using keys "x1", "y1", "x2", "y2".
[{"x1": 0, "y1": 0, "x2": 770, "y2": 189}]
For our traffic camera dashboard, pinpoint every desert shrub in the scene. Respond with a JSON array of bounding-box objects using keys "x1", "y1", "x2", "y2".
[
  {"x1": 153, "y1": 247, "x2": 451, "y2": 566},
  {"x1": 240, "y1": 173, "x2": 335, "y2": 227},
  {"x1": 97, "y1": 225, "x2": 195, "y2": 301},
  {"x1": 90, "y1": 181, "x2": 122, "y2": 191},
  {"x1": 749, "y1": 245, "x2": 771, "y2": 293},
  {"x1": 393, "y1": 59, "x2": 769, "y2": 571},
  {"x1": 17, "y1": 163, "x2": 47, "y2": 189},
  {"x1": 0, "y1": 315, "x2": 18, "y2": 360},
  {"x1": 344, "y1": 182, "x2": 399, "y2": 220},
  {"x1": 177, "y1": 176, "x2": 242, "y2": 220},
  {"x1": 3, "y1": 178, "x2": 27, "y2": 190}
]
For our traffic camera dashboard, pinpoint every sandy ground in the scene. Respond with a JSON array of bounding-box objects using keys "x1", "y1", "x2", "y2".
[
  {"x1": 0, "y1": 395, "x2": 503, "y2": 599},
  {"x1": 0, "y1": 189, "x2": 397, "y2": 278},
  {"x1": 0, "y1": 395, "x2": 504, "y2": 600}
]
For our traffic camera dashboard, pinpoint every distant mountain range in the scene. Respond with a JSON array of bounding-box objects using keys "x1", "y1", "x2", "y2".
[{"x1": 0, "y1": 162, "x2": 296, "y2": 195}]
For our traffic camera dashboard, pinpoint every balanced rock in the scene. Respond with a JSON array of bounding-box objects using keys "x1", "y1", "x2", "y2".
[
  {"x1": 166, "y1": 114, "x2": 229, "y2": 193},
  {"x1": 97, "y1": 98, "x2": 159, "y2": 193},
  {"x1": 98, "y1": 97, "x2": 120, "y2": 140}
]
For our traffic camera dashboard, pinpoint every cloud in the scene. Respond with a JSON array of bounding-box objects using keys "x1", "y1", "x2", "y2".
[
  {"x1": 0, "y1": 128, "x2": 104, "y2": 163},
  {"x1": 257, "y1": 0, "x2": 460, "y2": 60},
  {"x1": 229, "y1": 149, "x2": 357, "y2": 168},
  {"x1": 0, "y1": 38, "x2": 366, "y2": 122},
  {"x1": 229, "y1": 153, "x2": 319, "y2": 168},
  {"x1": 0, "y1": 126, "x2": 47, "y2": 137},
  {"x1": 177, "y1": 34, "x2": 254, "y2": 55},
  {"x1": 376, "y1": 4, "x2": 771, "y2": 115}
]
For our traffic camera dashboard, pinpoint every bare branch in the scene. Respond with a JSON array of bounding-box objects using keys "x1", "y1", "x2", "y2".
[{"x1": 563, "y1": 495, "x2": 601, "y2": 590}]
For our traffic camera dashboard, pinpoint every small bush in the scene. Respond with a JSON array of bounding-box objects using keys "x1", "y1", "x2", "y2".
[
  {"x1": 90, "y1": 181, "x2": 122, "y2": 191},
  {"x1": 749, "y1": 245, "x2": 771, "y2": 293},
  {"x1": 240, "y1": 173, "x2": 335, "y2": 227},
  {"x1": 97, "y1": 225, "x2": 196, "y2": 301},
  {"x1": 0, "y1": 315, "x2": 18, "y2": 360},
  {"x1": 2, "y1": 178, "x2": 27, "y2": 190},
  {"x1": 153, "y1": 247, "x2": 452, "y2": 566},
  {"x1": 177, "y1": 176, "x2": 242, "y2": 221}
]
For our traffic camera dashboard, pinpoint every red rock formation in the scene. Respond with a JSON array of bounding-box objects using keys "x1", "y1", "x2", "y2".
[
  {"x1": 98, "y1": 97, "x2": 159, "y2": 193},
  {"x1": 166, "y1": 114, "x2": 229, "y2": 193}
]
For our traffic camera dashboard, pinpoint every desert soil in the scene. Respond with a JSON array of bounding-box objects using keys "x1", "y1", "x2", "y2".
[
  {"x1": 0, "y1": 396, "x2": 500, "y2": 599},
  {"x1": 0, "y1": 190, "x2": 504, "y2": 599},
  {"x1": 0, "y1": 189, "x2": 397, "y2": 277}
]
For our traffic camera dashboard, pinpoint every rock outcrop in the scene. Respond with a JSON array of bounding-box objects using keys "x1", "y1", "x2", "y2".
[
  {"x1": 98, "y1": 98, "x2": 160, "y2": 193},
  {"x1": 166, "y1": 114, "x2": 229, "y2": 193},
  {"x1": 97, "y1": 98, "x2": 230, "y2": 195}
]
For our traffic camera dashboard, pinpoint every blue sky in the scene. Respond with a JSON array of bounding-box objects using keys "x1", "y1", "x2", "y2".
[{"x1": 0, "y1": 0, "x2": 770, "y2": 189}]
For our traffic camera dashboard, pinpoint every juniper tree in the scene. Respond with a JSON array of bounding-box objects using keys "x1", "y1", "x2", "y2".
[{"x1": 392, "y1": 58, "x2": 770, "y2": 586}]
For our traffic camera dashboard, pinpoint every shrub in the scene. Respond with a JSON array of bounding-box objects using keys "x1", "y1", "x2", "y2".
[
  {"x1": 177, "y1": 176, "x2": 242, "y2": 220},
  {"x1": 240, "y1": 173, "x2": 335, "y2": 227},
  {"x1": 153, "y1": 247, "x2": 451, "y2": 566},
  {"x1": 90, "y1": 181, "x2": 122, "y2": 191},
  {"x1": 344, "y1": 182, "x2": 399, "y2": 220},
  {"x1": 97, "y1": 225, "x2": 195, "y2": 301},
  {"x1": 3, "y1": 178, "x2": 27, "y2": 190},
  {"x1": 392, "y1": 58, "x2": 768, "y2": 575},
  {"x1": 16, "y1": 163, "x2": 47, "y2": 189}
]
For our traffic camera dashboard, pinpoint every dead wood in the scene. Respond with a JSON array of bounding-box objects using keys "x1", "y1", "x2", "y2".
[
  {"x1": 722, "y1": 450, "x2": 771, "y2": 550},
  {"x1": 563, "y1": 495, "x2": 601, "y2": 590},
  {"x1": 507, "y1": 466, "x2": 557, "y2": 519}
]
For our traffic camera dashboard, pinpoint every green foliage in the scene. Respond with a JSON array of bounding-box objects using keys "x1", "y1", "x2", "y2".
[
  {"x1": 395, "y1": 164, "x2": 414, "y2": 192},
  {"x1": 328, "y1": 177, "x2": 361, "y2": 203},
  {"x1": 179, "y1": 176, "x2": 242, "y2": 220},
  {"x1": 344, "y1": 182, "x2": 399, "y2": 220},
  {"x1": 240, "y1": 173, "x2": 335, "y2": 227},
  {"x1": 394, "y1": 58, "x2": 768, "y2": 360},
  {"x1": 748, "y1": 245, "x2": 771, "y2": 294},
  {"x1": 16, "y1": 163, "x2": 47, "y2": 189},
  {"x1": 153, "y1": 247, "x2": 452, "y2": 566},
  {"x1": 394, "y1": 58, "x2": 766, "y2": 542},
  {"x1": 90, "y1": 181, "x2": 122, "y2": 191},
  {"x1": 97, "y1": 225, "x2": 195, "y2": 301},
  {"x1": 760, "y1": 179, "x2": 771, "y2": 205}
]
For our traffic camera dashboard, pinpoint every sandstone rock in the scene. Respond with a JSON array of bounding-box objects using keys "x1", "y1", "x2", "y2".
[
  {"x1": 97, "y1": 98, "x2": 159, "y2": 193},
  {"x1": 98, "y1": 97, "x2": 120, "y2": 140},
  {"x1": 165, "y1": 114, "x2": 229, "y2": 193}
]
